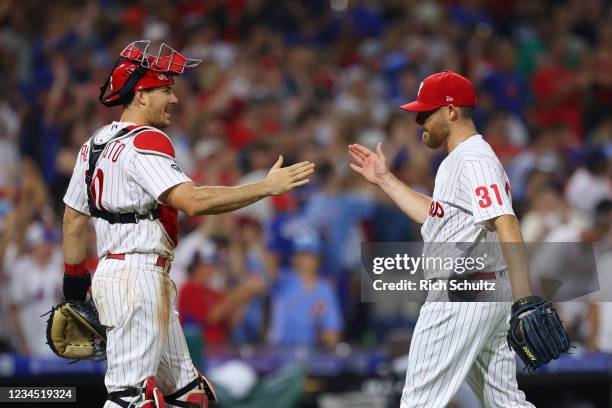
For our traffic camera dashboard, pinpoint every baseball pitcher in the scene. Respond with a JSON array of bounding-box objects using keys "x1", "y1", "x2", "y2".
[{"x1": 349, "y1": 71, "x2": 569, "y2": 407}]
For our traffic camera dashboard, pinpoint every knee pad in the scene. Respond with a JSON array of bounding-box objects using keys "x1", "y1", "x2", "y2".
[{"x1": 164, "y1": 369, "x2": 217, "y2": 407}]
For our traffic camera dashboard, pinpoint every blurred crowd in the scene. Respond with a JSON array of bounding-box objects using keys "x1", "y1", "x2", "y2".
[{"x1": 1, "y1": 0, "x2": 612, "y2": 358}]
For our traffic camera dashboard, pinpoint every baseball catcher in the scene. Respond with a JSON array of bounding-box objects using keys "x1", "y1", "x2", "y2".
[
  {"x1": 56, "y1": 38, "x2": 313, "y2": 408},
  {"x1": 507, "y1": 295, "x2": 571, "y2": 373}
]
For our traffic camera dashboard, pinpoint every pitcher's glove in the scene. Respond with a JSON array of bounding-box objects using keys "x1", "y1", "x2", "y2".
[
  {"x1": 507, "y1": 295, "x2": 570, "y2": 373},
  {"x1": 44, "y1": 299, "x2": 106, "y2": 362}
]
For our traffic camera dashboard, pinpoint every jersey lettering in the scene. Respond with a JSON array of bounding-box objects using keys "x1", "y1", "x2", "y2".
[
  {"x1": 429, "y1": 200, "x2": 445, "y2": 218},
  {"x1": 89, "y1": 168, "x2": 104, "y2": 210},
  {"x1": 102, "y1": 140, "x2": 127, "y2": 163},
  {"x1": 80, "y1": 144, "x2": 89, "y2": 163}
]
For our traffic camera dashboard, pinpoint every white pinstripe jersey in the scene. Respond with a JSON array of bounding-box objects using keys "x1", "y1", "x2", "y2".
[
  {"x1": 63, "y1": 121, "x2": 191, "y2": 259},
  {"x1": 421, "y1": 134, "x2": 514, "y2": 277}
]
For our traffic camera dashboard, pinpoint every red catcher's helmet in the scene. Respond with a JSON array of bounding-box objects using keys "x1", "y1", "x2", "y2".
[{"x1": 99, "y1": 40, "x2": 201, "y2": 107}]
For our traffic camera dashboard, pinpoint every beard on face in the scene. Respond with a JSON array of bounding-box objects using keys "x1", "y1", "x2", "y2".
[
  {"x1": 422, "y1": 119, "x2": 450, "y2": 149},
  {"x1": 146, "y1": 101, "x2": 171, "y2": 129}
]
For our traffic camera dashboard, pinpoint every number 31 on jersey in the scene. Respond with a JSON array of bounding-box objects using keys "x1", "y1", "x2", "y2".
[{"x1": 475, "y1": 182, "x2": 511, "y2": 208}]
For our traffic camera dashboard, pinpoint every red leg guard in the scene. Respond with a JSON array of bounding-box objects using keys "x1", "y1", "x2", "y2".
[
  {"x1": 163, "y1": 370, "x2": 217, "y2": 407},
  {"x1": 185, "y1": 390, "x2": 208, "y2": 407},
  {"x1": 143, "y1": 377, "x2": 165, "y2": 408}
]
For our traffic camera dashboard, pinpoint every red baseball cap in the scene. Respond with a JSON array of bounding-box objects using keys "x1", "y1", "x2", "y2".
[{"x1": 400, "y1": 71, "x2": 477, "y2": 112}]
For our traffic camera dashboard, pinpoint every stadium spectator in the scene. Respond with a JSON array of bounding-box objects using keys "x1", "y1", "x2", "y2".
[
  {"x1": 177, "y1": 248, "x2": 266, "y2": 348},
  {"x1": 480, "y1": 39, "x2": 530, "y2": 122},
  {"x1": 269, "y1": 234, "x2": 342, "y2": 348},
  {"x1": 531, "y1": 38, "x2": 588, "y2": 142},
  {"x1": 265, "y1": 192, "x2": 302, "y2": 269},
  {"x1": 508, "y1": 128, "x2": 562, "y2": 206},
  {"x1": 228, "y1": 215, "x2": 272, "y2": 343},
  {"x1": 1, "y1": 0, "x2": 612, "y2": 371},
  {"x1": 9, "y1": 223, "x2": 62, "y2": 356},
  {"x1": 520, "y1": 183, "x2": 577, "y2": 243},
  {"x1": 530, "y1": 199, "x2": 612, "y2": 343},
  {"x1": 565, "y1": 148, "x2": 612, "y2": 215}
]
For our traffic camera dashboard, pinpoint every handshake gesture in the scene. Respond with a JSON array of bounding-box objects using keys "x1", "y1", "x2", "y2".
[
  {"x1": 264, "y1": 155, "x2": 315, "y2": 196},
  {"x1": 348, "y1": 143, "x2": 390, "y2": 186}
]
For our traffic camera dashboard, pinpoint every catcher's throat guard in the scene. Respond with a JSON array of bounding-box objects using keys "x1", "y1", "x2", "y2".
[{"x1": 99, "y1": 40, "x2": 201, "y2": 107}]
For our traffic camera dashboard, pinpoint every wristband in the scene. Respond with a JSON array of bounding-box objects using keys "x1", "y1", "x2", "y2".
[{"x1": 64, "y1": 261, "x2": 87, "y2": 276}]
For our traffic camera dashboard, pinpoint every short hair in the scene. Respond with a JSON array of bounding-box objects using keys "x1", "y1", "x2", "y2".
[
  {"x1": 457, "y1": 106, "x2": 473, "y2": 120},
  {"x1": 122, "y1": 88, "x2": 156, "y2": 109}
]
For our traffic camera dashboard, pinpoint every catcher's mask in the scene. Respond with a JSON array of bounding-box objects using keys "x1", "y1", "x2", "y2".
[{"x1": 99, "y1": 40, "x2": 201, "y2": 107}]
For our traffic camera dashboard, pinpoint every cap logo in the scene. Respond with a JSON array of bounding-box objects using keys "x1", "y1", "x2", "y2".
[
  {"x1": 417, "y1": 81, "x2": 424, "y2": 97},
  {"x1": 157, "y1": 73, "x2": 168, "y2": 80},
  {"x1": 446, "y1": 96, "x2": 454, "y2": 102}
]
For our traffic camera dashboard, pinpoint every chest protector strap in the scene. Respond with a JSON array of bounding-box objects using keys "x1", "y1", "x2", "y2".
[{"x1": 86, "y1": 127, "x2": 161, "y2": 224}]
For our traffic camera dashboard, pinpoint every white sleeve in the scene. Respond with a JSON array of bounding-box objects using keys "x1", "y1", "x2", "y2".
[
  {"x1": 463, "y1": 159, "x2": 515, "y2": 224},
  {"x1": 63, "y1": 145, "x2": 90, "y2": 215},
  {"x1": 129, "y1": 153, "x2": 192, "y2": 200}
]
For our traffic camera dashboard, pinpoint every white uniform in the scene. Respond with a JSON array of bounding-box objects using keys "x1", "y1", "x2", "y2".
[
  {"x1": 64, "y1": 121, "x2": 199, "y2": 406},
  {"x1": 401, "y1": 135, "x2": 534, "y2": 407}
]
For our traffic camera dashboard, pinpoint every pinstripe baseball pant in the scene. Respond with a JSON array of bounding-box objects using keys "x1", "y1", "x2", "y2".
[
  {"x1": 92, "y1": 253, "x2": 198, "y2": 407},
  {"x1": 400, "y1": 272, "x2": 534, "y2": 408}
]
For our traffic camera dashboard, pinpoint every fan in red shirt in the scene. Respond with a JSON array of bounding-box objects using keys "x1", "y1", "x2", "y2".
[
  {"x1": 178, "y1": 249, "x2": 265, "y2": 346},
  {"x1": 531, "y1": 39, "x2": 589, "y2": 142}
]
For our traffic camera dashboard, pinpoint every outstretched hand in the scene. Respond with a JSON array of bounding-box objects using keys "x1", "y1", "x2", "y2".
[
  {"x1": 264, "y1": 155, "x2": 315, "y2": 196},
  {"x1": 348, "y1": 142, "x2": 390, "y2": 186}
]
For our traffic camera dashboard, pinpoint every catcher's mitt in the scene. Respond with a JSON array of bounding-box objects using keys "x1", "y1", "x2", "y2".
[
  {"x1": 507, "y1": 295, "x2": 570, "y2": 373},
  {"x1": 44, "y1": 299, "x2": 107, "y2": 361}
]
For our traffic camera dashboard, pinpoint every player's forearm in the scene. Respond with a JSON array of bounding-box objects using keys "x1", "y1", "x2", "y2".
[
  {"x1": 494, "y1": 215, "x2": 532, "y2": 300},
  {"x1": 176, "y1": 181, "x2": 270, "y2": 216},
  {"x1": 378, "y1": 173, "x2": 431, "y2": 224},
  {"x1": 63, "y1": 206, "x2": 89, "y2": 265}
]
